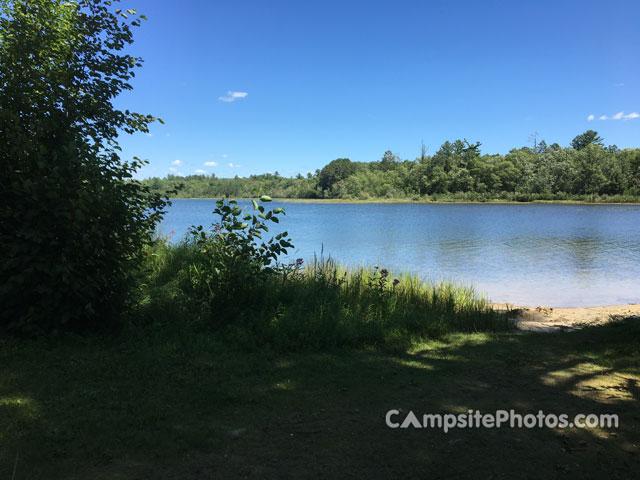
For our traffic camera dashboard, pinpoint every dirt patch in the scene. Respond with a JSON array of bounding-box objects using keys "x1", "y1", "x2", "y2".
[{"x1": 492, "y1": 303, "x2": 640, "y2": 332}]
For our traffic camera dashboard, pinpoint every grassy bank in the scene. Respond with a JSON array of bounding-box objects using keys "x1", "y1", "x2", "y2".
[
  {"x1": 2, "y1": 318, "x2": 639, "y2": 479},
  {"x1": 169, "y1": 195, "x2": 640, "y2": 205},
  {"x1": 275, "y1": 197, "x2": 640, "y2": 205},
  {"x1": 137, "y1": 239, "x2": 508, "y2": 351}
]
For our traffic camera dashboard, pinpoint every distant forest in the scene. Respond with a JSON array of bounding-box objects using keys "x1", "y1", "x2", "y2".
[{"x1": 141, "y1": 131, "x2": 640, "y2": 202}]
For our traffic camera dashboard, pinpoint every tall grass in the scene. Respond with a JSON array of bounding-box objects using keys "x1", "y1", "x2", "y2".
[{"x1": 134, "y1": 240, "x2": 510, "y2": 351}]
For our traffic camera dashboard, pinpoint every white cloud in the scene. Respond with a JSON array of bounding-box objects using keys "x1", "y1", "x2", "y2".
[
  {"x1": 218, "y1": 91, "x2": 248, "y2": 102},
  {"x1": 146, "y1": 133, "x2": 153, "y2": 137},
  {"x1": 204, "y1": 161, "x2": 218, "y2": 167},
  {"x1": 610, "y1": 111, "x2": 638, "y2": 120},
  {"x1": 171, "y1": 159, "x2": 183, "y2": 166},
  {"x1": 169, "y1": 167, "x2": 178, "y2": 173},
  {"x1": 228, "y1": 162, "x2": 242, "y2": 168},
  {"x1": 596, "y1": 111, "x2": 639, "y2": 121},
  {"x1": 194, "y1": 169, "x2": 207, "y2": 174},
  {"x1": 587, "y1": 114, "x2": 595, "y2": 121},
  {"x1": 221, "y1": 154, "x2": 228, "y2": 158}
]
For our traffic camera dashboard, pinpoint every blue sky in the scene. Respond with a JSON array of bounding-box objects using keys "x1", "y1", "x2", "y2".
[{"x1": 114, "y1": 0, "x2": 640, "y2": 179}]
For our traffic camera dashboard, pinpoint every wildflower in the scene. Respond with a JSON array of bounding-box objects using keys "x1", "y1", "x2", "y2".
[
  {"x1": 380, "y1": 268, "x2": 388, "y2": 278},
  {"x1": 296, "y1": 258, "x2": 304, "y2": 267},
  {"x1": 393, "y1": 278, "x2": 400, "y2": 286}
]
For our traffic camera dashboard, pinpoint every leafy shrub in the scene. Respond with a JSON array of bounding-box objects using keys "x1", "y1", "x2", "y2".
[
  {"x1": 181, "y1": 197, "x2": 294, "y2": 326},
  {"x1": 0, "y1": 1, "x2": 169, "y2": 334}
]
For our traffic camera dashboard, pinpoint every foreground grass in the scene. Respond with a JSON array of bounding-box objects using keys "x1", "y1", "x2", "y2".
[{"x1": 1, "y1": 319, "x2": 639, "y2": 479}]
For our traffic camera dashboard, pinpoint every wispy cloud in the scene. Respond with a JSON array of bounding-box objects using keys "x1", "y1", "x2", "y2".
[
  {"x1": 614, "y1": 83, "x2": 624, "y2": 87},
  {"x1": 169, "y1": 167, "x2": 179, "y2": 173},
  {"x1": 218, "y1": 91, "x2": 248, "y2": 102},
  {"x1": 194, "y1": 169, "x2": 207, "y2": 174},
  {"x1": 204, "y1": 161, "x2": 218, "y2": 167},
  {"x1": 596, "y1": 111, "x2": 639, "y2": 121},
  {"x1": 221, "y1": 154, "x2": 228, "y2": 158},
  {"x1": 228, "y1": 162, "x2": 241, "y2": 168},
  {"x1": 146, "y1": 133, "x2": 153, "y2": 137},
  {"x1": 587, "y1": 114, "x2": 595, "y2": 121},
  {"x1": 171, "y1": 159, "x2": 183, "y2": 166}
]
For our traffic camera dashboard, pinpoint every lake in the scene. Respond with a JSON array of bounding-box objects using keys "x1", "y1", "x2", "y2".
[{"x1": 157, "y1": 200, "x2": 640, "y2": 307}]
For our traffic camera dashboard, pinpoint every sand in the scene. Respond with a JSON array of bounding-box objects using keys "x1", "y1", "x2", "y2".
[{"x1": 491, "y1": 303, "x2": 640, "y2": 332}]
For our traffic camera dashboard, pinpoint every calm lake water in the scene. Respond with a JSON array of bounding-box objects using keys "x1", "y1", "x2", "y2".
[{"x1": 157, "y1": 200, "x2": 640, "y2": 307}]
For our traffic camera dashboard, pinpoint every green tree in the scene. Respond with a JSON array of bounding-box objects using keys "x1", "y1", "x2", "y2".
[
  {"x1": 379, "y1": 150, "x2": 399, "y2": 171},
  {"x1": 571, "y1": 130, "x2": 603, "y2": 150},
  {"x1": 574, "y1": 144, "x2": 608, "y2": 195},
  {"x1": 0, "y1": 0, "x2": 169, "y2": 333},
  {"x1": 318, "y1": 158, "x2": 355, "y2": 194}
]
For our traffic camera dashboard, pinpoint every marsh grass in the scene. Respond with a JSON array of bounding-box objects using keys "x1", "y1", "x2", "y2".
[{"x1": 135, "y1": 240, "x2": 509, "y2": 352}]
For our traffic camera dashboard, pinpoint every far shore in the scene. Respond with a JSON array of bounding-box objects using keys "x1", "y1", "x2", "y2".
[{"x1": 168, "y1": 197, "x2": 640, "y2": 206}]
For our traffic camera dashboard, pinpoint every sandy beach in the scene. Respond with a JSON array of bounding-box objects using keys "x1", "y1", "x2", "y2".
[{"x1": 492, "y1": 303, "x2": 640, "y2": 332}]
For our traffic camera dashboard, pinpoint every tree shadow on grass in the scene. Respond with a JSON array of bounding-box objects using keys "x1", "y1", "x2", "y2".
[
  {"x1": 194, "y1": 319, "x2": 640, "y2": 479},
  {"x1": 1, "y1": 319, "x2": 639, "y2": 479}
]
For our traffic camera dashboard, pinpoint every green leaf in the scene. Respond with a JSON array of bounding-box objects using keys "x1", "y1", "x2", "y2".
[{"x1": 260, "y1": 195, "x2": 272, "y2": 202}]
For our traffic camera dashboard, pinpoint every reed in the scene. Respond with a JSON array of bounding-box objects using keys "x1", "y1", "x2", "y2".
[{"x1": 136, "y1": 242, "x2": 509, "y2": 351}]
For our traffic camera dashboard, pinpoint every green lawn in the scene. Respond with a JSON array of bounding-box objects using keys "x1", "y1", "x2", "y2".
[{"x1": 2, "y1": 319, "x2": 639, "y2": 479}]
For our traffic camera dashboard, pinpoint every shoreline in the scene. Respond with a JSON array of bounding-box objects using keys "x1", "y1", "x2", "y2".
[
  {"x1": 168, "y1": 197, "x2": 640, "y2": 206},
  {"x1": 492, "y1": 303, "x2": 640, "y2": 332}
]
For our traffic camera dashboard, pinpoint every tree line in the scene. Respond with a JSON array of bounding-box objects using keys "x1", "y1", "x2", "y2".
[{"x1": 142, "y1": 130, "x2": 640, "y2": 202}]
